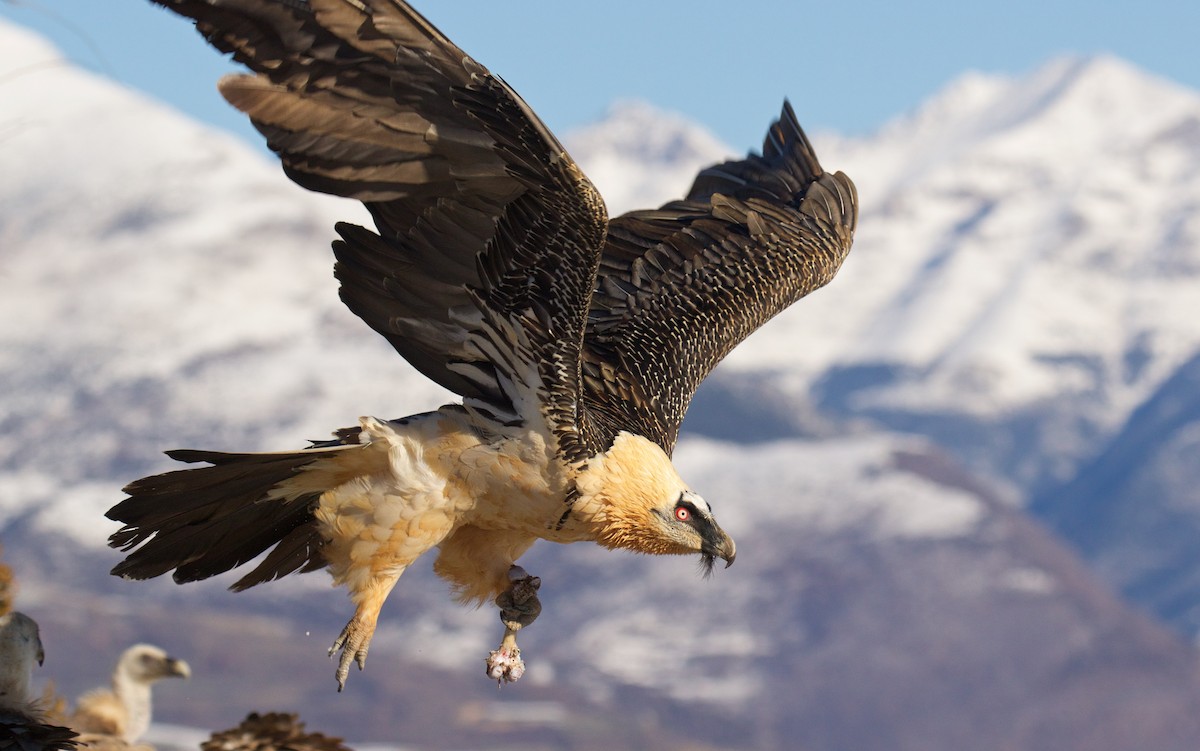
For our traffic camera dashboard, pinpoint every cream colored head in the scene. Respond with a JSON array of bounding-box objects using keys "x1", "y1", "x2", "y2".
[
  {"x1": 117, "y1": 644, "x2": 192, "y2": 684},
  {"x1": 576, "y1": 432, "x2": 736, "y2": 572}
]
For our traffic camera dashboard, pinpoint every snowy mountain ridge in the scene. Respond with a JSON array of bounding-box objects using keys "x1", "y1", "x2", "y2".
[
  {"x1": 6, "y1": 17, "x2": 1200, "y2": 750},
  {"x1": 700, "y1": 53, "x2": 1200, "y2": 492}
]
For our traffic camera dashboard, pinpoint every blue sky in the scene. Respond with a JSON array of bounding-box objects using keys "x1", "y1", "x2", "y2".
[{"x1": 2, "y1": 0, "x2": 1198, "y2": 150}]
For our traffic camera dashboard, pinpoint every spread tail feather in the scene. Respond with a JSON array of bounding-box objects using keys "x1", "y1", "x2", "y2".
[{"x1": 107, "y1": 448, "x2": 348, "y2": 591}]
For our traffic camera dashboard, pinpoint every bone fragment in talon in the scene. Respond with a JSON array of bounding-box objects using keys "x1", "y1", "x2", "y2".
[{"x1": 485, "y1": 628, "x2": 526, "y2": 685}]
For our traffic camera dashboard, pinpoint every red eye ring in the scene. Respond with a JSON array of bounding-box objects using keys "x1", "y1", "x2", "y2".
[{"x1": 675, "y1": 506, "x2": 691, "y2": 522}]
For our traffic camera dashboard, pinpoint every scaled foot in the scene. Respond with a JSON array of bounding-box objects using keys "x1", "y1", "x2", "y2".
[
  {"x1": 485, "y1": 565, "x2": 542, "y2": 685},
  {"x1": 329, "y1": 614, "x2": 377, "y2": 691}
]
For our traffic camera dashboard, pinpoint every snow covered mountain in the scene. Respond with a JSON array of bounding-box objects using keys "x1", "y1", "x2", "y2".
[
  {"x1": 667, "y1": 53, "x2": 1200, "y2": 637},
  {"x1": 563, "y1": 99, "x2": 733, "y2": 214},
  {"x1": 1031, "y1": 351, "x2": 1200, "y2": 632},
  {"x1": 4, "y1": 15, "x2": 1200, "y2": 751},
  {"x1": 704, "y1": 54, "x2": 1200, "y2": 489}
]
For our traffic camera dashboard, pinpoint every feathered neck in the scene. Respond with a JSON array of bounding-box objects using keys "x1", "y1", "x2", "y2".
[
  {"x1": 113, "y1": 666, "x2": 152, "y2": 742},
  {"x1": 573, "y1": 432, "x2": 693, "y2": 555},
  {"x1": 0, "y1": 613, "x2": 38, "y2": 711},
  {"x1": 0, "y1": 662, "x2": 32, "y2": 711}
]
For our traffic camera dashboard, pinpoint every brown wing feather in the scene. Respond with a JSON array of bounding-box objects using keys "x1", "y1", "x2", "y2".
[
  {"x1": 107, "y1": 448, "x2": 332, "y2": 589},
  {"x1": 202, "y1": 712, "x2": 351, "y2": 751},
  {"x1": 582, "y1": 101, "x2": 858, "y2": 453},
  {"x1": 0, "y1": 710, "x2": 78, "y2": 751},
  {"x1": 151, "y1": 0, "x2": 608, "y2": 450}
]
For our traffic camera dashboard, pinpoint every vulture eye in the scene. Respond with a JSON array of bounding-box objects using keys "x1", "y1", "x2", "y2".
[{"x1": 674, "y1": 506, "x2": 691, "y2": 522}]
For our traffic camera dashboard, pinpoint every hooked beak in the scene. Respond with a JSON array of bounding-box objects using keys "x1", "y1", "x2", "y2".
[
  {"x1": 166, "y1": 657, "x2": 191, "y2": 679},
  {"x1": 700, "y1": 530, "x2": 737, "y2": 575},
  {"x1": 715, "y1": 534, "x2": 737, "y2": 568}
]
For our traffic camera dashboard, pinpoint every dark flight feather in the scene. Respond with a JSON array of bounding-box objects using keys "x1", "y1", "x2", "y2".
[
  {"x1": 108, "y1": 449, "x2": 330, "y2": 587},
  {"x1": 581, "y1": 101, "x2": 857, "y2": 453},
  {"x1": 154, "y1": 0, "x2": 608, "y2": 460}
]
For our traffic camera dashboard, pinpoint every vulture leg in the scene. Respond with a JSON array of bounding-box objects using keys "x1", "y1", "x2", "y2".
[
  {"x1": 485, "y1": 565, "x2": 542, "y2": 684},
  {"x1": 329, "y1": 574, "x2": 400, "y2": 691}
]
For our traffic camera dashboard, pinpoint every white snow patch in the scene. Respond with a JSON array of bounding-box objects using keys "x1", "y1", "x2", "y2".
[
  {"x1": 0, "y1": 473, "x2": 118, "y2": 549},
  {"x1": 674, "y1": 436, "x2": 986, "y2": 542},
  {"x1": 378, "y1": 609, "x2": 491, "y2": 673},
  {"x1": 567, "y1": 99, "x2": 733, "y2": 215},
  {"x1": 573, "y1": 606, "x2": 766, "y2": 704},
  {"x1": 998, "y1": 567, "x2": 1058, "y2": 595}
]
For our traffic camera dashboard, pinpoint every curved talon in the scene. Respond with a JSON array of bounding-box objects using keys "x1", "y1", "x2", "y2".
[
  {"x1": 496, "y1": 570, "x2": 541, "y2": 629},
  {"x1": 330, "y1": 619, "x2": 372, "y2": 692}
]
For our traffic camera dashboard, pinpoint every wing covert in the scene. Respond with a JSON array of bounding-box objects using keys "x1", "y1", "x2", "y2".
[
  {"x1": 152, "y1": 0, "x2": 608, "y2": 453},
  {"x1": 581, "y1": 101, "x2": 858, "y2": 453}
]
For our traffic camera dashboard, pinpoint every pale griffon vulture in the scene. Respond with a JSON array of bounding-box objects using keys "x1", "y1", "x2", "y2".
[
  {"x1": 69, "y1": 645, "x2": 190, "y2": 744},
  {"x1": 0, "y1": 611, "x2": 79, "y2": 751}
]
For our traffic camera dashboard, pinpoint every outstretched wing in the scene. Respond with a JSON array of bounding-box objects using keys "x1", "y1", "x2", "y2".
[
  {"x1": 153, "y1": 0, "x2": 606, "y2": 458},
  {"x1": 581, "y1": 102, "x2": 857, "y2": 453}
]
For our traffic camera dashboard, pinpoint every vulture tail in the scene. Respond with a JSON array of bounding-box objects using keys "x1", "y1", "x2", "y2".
[{"x1": 106, "y1": 446, "x2": 354, "y2": 591}]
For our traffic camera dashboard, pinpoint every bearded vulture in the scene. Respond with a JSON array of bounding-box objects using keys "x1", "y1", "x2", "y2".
[
  {"x1": 69, "y1": 645, "x2": 190, "y2": 744},
  {"x1": 0, "y1": 612, "x2": 80, "y2": 751},
  {"x1": 108, "y1": 0, "x2": 858, "y2": 689},
  {"x1": 202, "y1": 712, "x2": 351, "y2": 751}
]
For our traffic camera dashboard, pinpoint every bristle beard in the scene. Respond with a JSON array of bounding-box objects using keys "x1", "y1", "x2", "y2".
[{"x1": 699, "y1": 552, "x2": 716, "y2": 578}]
